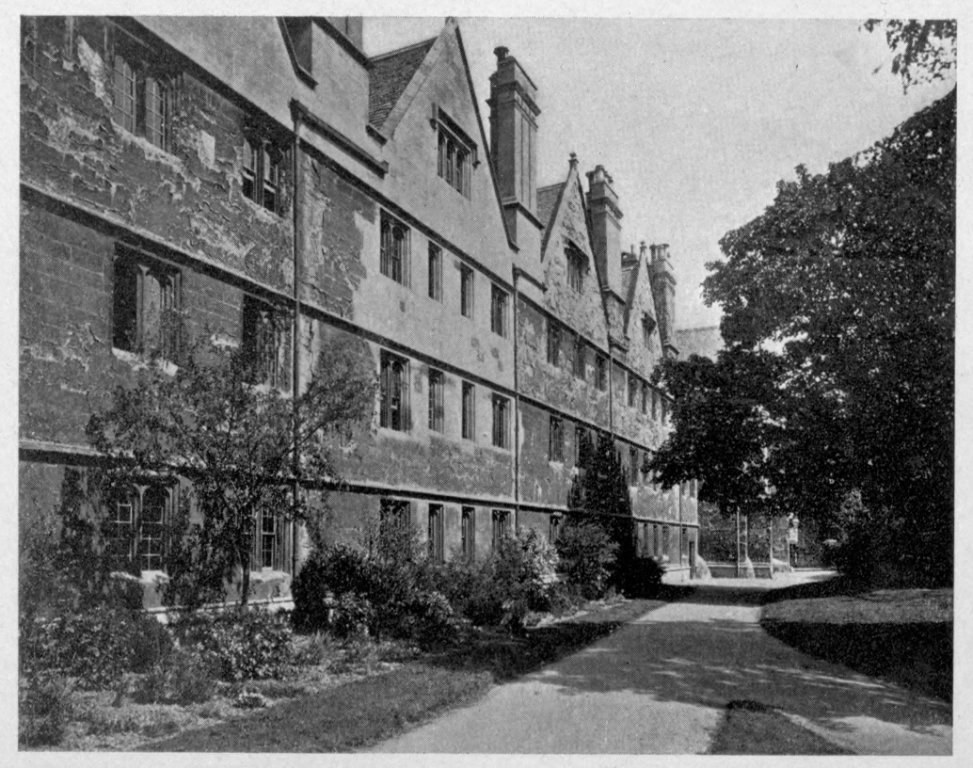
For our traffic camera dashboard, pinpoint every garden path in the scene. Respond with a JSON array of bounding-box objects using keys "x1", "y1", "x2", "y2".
[{"x1": 369, "y1": 572, "x2": 952, "y2": 755}]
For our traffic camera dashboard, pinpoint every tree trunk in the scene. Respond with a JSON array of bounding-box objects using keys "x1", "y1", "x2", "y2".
[{"x1": 239, "y1": 547, "x2": 251, "y2": 607}]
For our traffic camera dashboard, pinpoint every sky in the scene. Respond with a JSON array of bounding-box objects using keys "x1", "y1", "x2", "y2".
[{"x1": 362, "y1": 15, "x2": 956, "y2": 330}]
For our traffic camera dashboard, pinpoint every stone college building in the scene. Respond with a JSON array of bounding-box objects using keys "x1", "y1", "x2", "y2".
[{"x1": 20, "y1": 16, "x2": 700, "y2": 609}]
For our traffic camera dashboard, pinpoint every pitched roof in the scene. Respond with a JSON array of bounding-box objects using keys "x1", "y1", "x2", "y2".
[
  {"x1": 536, "y1": 183, "x2": 565, "y2": 230},
  {"x1": 368, "y1": 38, "x2": 437, "y2": 128}
]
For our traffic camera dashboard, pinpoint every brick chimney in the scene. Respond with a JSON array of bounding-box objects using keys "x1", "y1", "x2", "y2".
[
  {"x1": 649, "y1": 243, "x2": 679, "y2": 358},
  {"x1": 586, "y1": 165, "x2": 624, "y2": 298},
  {"x1": 488, "y1": 46, "x2": 542, "y2": 243}
]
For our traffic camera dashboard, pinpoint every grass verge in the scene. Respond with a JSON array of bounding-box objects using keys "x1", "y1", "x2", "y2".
[
  {"x1": 708, "y1": 700, "x2": 852, "y2": 755},
  {"x1": 141, "y1": 596, "x2": 665, "y2": 752},
  {"x1": 761, "y1": 578, "x2": 952, "y2": 701}
]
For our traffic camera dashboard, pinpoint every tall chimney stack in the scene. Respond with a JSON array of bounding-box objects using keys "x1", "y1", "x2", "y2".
[
  {"x1": 586, "y1": 165, "x2": 624, "y2": 299},
  {"x1": 488, "y1": 46, "x2": 541, "y2": 243},
  {"x1": 649, "y1": 243, "x2": 679, "y2": 358}
]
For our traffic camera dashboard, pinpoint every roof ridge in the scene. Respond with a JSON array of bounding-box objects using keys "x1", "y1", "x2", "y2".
[{"x1": 368, "y1": 36, "x2": 437, "y2": 63}]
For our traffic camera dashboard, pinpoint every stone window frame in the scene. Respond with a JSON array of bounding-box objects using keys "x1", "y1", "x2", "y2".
[
  {"x1": 112, "y1": 244, "x2": 185, "y2": 363},
  {"x1": 549, "y1": 513, "x2": 562, "y2": 545},
  {"x1": 428, "y1": 368, "x2": 445, "y2": 433},
  {"x1": 573, "y1": 335, "x2": 586, "y2": 379},
  {"x1": 433, "y1": 105, "x2": 478, "y2": 198},
  {"x1": 627, "y1": 372, "x2": 638, "y2": 408},
  {"x1": 105, "y1": 481, "x2": 176, "y2": 574},
  {"x1": 428, "y1": 504, "x2": 445, "y2": 564},
  {"x1": 629, "y1": 446, "x2": 639, "y2": 486},
  {"x1": 549, "y1": 415, "x2": 564, "y2": 463},
  {"x1": 491, "y1": 509, "x2": 511, "y2": 552},
  {"x1": 566, "y1": 244, "x2": 587, "y2": 293},
  {"x1": 428, "y1": 243, "x2": 443, "y2": 302},
  {"x1": 547, "y1": 320, "x2": 562, "y2": 367},
  {"x1": 380, "y1": 211, "x2": 410, "y2": 286},
  {"x1": 636, "y1": 522, "x2": 650, "y2": 558},
  {"x1": 253, "y1": 508, "x2": 290, "y2": 572},
  {"x1": 574, "y1": 425, "x2": 588, "y2": 467},
  {"x1": 241, "y1": 294, "x2": 292, "y2": 392},
  {"x1": 461, "y1": 506, "x2": 476, "y2": 561},
  {"x1": 460, "y1": 264, "x2": 474, "y2": 319},
  {"x1": 642, "y1": 313, "x2": 657, "y2": 348},
  {"x1": 241, "y1": 136, "x2": 285, "y2": 215},
  {"x1": 595, "y1": 353, "x2": 608, "y2": 391},
  {"x1": 491, "y1": 394, "x2": 510, "y2": 449},
  {"x1": 379, "y1": 350, "x2": 410, "y2": 432},
  {"x1": 109, "y1": 26, "x2": 176, "y2": 153},
  {"x1": 461, "y1": 381, "x2": 476, "y2": 441},
  {"x1": 490, "y1": 283, "x2": 509, "y2": 337}
]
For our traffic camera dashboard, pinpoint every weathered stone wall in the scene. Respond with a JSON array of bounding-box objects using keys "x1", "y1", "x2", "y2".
[
  {"x1": 516, "y1": 298, "x2": 610, "y2": 425},
  {"x1": 518, "y1": 401, "x2": 575, "y2": 508},
  {"x1": 19, "y1": 16, "x2": 698, "y2": 598},
  {"x1": 20, "y1": 199, "x2": 241, "y2": 446},
  {"x1": 22, "y1": 18, "x2": 295, "y2": 292}
]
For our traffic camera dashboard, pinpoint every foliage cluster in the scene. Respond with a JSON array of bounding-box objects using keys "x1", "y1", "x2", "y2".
[
  {"x1": 132, "y1": 648, "x2": 219, "y2": 705},
  {"x1": 20, "y1": 604, "x2": 173, "y2": 689},
  {"x1": 19, "y1": 673, "x2": 74, "y2": 748},
  {"x1": 171, "y1": 609, "x2": 294, "y2": 681},
  {"x1": 650, "y1": 86, "x2": 955, "y2": 586},
  {"x1": 84, "y1": 336, "x2": 376, "y2": 607},
  {"x1": 568, "y1": 431, "x2": 665, "y2": 596},
  {"x1": 296, "y1": 526, "x2": 570, "y2": 641},
  {"x1": 292, "y1": 533, "x2": 460, "y2": 647},
  {"x1": 555, "y1": 520, "x2": 618, "y2": 599}
]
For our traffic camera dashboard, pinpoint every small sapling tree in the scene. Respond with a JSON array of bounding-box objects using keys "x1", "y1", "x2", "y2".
[{"x1": 85, "y1": 334, "x2": 376, "y2": 608}]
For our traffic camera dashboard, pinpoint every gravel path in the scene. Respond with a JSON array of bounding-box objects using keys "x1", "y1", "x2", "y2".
[{"x1": 370, "y1": 573, "x2": 951, "y2": 754}]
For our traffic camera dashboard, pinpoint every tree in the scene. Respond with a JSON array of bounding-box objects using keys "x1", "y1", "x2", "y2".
[
  {"x1": 85, "y1": 335, "x2": 376, "y2": 607},
  {"x1": 650, "y1": 349, "x2": 782, "y2": 520},
  {"x1": 863, "y1": 19, "x2": 957, "y2": 91},
  {"x1": 568, "y1": 431, "x2": 641, "y2": 588},
  {"x1": 656, "y1": 89, "x2": 954, "y2": 584}
]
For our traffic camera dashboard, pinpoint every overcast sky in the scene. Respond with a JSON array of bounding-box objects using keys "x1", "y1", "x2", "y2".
[{"x1": 363, "y1": 15, "x2": 956, "y2": 330}]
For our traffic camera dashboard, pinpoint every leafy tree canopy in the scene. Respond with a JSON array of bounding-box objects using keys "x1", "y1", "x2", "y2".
[
  {"x1": 863, "y1": 19, "x2": 957, "y2": 91},
  {"x1": 653, "y1": 88, "x2": 954, "y2": 543}
]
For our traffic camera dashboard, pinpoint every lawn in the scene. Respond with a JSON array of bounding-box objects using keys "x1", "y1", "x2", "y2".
[
  {"x1": 134, "y1": 596, "x2": 665, "y2": 752},
  {"x1": 760, "y1": 578, "x2": 952, "y2": 701}
]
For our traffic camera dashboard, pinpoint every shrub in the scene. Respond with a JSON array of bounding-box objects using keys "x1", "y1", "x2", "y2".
[
  {"x1": 293, "y1": 542, "x2": 457, "y2": 645},
  {"x1": 489, "y1": 528, "x2": 560, "y2": 634},
  {"x1": 555, "y1": 519, "x2": 618, "y2": 599},
  {"x1": 129, "y1": 614, "x2": 175, "y2": 673},
  {"x1": 332, "y1": 592, "x2": 375, "y2": 640},
  {"x1": 173, "y1": 609, "x2": 293, "y2": 681},
  {"x1": 132, "y1": 647, "x2": 218, "y2": 705},
  {"x1": 292, "y1": 545, "x2": 383, "y2": 632},
  {"x1": 19, "y1": 672, "x2": 73, "y2": 747},
  {"x1": 401, "y1": 590, "x2": 460, "y2": 649},
  {"x1": 615, "y1": 556, "x2": 665, "y2": 597},
  {"x1": 429, "y1": 558, "x2": 505, "y2": 626},
  {"x1": 20, "y1": 605, "x2": 169, "y2": 689}
]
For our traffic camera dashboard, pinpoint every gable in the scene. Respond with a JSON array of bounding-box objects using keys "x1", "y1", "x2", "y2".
[
  {"x1": 621, "y1": 255, "x2": 663, "y2": 377},
  {"x1": 374, "y1": 22, "x2": 513, "y2": 279},
  {"x1": 540, "y1": 170, "x2": 609, "y2": 346}
]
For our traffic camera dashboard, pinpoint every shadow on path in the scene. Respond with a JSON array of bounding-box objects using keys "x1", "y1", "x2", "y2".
[{"x1": 524, "y1": 582, "x2": 950, "y2": 737}]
